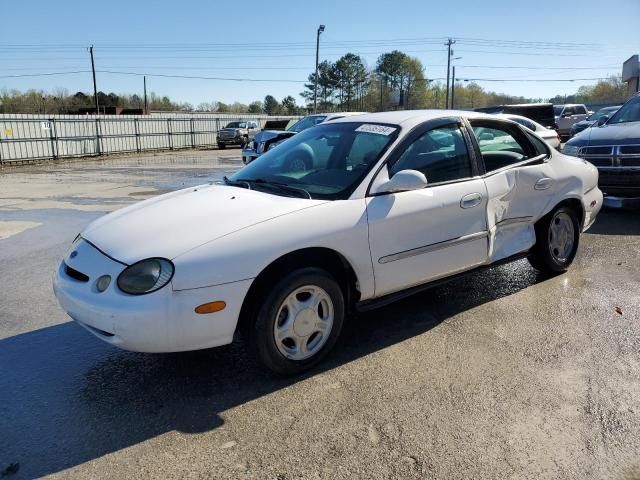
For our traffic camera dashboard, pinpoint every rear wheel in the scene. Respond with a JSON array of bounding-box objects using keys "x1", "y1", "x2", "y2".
[
  {"x1": 528, "y1": 206, "x2": 580, "y2": 273},
  {"x1": 248, "y1": 268, "x2": 345, "y2": 376}
]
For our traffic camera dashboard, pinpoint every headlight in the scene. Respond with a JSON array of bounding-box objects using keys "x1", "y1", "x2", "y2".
[
  {"x1": 563, "y1": 144, "x2": 580, "y2": 157},
  {"x1": 258, "y1": 142, "x2": 266, "y2": 153},
  {"x1": 117, "y1": 258, "x2": 174, "y2": 295}
]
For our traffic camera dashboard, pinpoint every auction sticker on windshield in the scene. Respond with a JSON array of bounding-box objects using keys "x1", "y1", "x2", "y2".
[{"x1": 355, "y1": 124, "x2": 397, "y2": 135}]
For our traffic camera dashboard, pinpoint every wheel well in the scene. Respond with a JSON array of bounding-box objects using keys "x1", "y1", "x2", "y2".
[
  {"x1": 556, "y1": 198, "x2": 585, "y2": 228},
  {"x1": 236, "y1": 248, "x2": 360, "y2": 334}
]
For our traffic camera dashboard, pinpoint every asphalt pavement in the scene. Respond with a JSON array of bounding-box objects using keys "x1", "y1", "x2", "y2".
[{"x1": 1, "y1": 149, "x2": 639, "y2": 479}]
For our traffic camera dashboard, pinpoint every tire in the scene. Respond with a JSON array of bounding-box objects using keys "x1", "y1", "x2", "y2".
[
  {"x1": 218, "y1": 143, "x2": 226, "y2": 149},
  {"x1": 528, "y1": 205, "x2": 580, "y2": 273},
  {"x1": 248, "y1": 268, "x2": 345, "y2": 376}
]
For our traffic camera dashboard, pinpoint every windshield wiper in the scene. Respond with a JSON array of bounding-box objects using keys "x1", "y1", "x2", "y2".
[
  {"x1": 223, "y1": 176, "x2": 251, "y2": 190},
  {"x1": 235, "y1": 178, "x2": 312, "y2": 199}
]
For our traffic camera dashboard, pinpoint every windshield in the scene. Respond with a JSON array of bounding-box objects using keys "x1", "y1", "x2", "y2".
[
  {"x1": 553, "y1": 105, "x2": 563, "y2": 116},
  {"x1": 287, "y1": 115, "x2": 327, "y2": 133},
  {"x1": 589, "y1": 107, "x2": 616, "y2": 120},
  {"x1": 225, "y1": 122, "x2": 246, "y2": 128},
  {"x1": 229, "y1": 122, "x2": 398, "y2": 200},
  {"x1": 607, "y1": 96, "x2": 640, "y2": 125}
]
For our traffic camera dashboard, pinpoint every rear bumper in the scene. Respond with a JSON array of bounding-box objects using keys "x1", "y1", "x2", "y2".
[{"x1": 582, "y1": 186, "x2": 603, "y2": 231}]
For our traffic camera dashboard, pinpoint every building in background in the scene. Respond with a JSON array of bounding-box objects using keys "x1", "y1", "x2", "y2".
[{"x1": 623, "y1": 55, "x2": 639, "y2": 96}]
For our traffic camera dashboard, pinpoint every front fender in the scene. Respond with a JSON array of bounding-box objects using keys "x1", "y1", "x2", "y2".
[{"x1": 170, "y1": 199, "x2": 376, "y2": 300}]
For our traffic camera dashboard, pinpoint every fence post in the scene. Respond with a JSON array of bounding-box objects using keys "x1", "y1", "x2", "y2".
[
  {"x1": 134, "y1": 118, "x2": 141, "y2": 153},
  {"x1": 49, "y1": 118, "x2": 58, "y2": 160},
  {"x1": 167, "y1": 118, "x2": 173, "y2": 150},
  {"x1": 214, "y1": 118, "x2": 220, "y2": 147},
  {"x1": 190, "y1": 118, "x2": 195, "y2": 149},
  {"x1": 95, "y1": 117, "x2": 102, "y2": 156}
]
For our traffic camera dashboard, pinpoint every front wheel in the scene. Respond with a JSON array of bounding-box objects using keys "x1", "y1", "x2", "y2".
[
  {"x1": 249, "y1": 268, "x2": 345, "y2": 376},
  {"x1": 528, "y1": 206, "x2": 580, "y2": 273},
  {"x1": 218, "y1": 143, "x2": 226, "y2": 150}
]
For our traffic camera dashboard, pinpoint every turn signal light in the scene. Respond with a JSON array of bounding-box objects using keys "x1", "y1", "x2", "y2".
[{"x1": 195, "y1": 301, "x2": 226, "y2": 314}]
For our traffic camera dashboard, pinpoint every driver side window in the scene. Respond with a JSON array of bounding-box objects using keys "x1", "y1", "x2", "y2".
[{"x1": 389, "y1": 125, "x2": 472, "y2": 184}]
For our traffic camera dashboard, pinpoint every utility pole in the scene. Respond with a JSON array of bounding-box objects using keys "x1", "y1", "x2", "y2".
[
  {"x1": 444, "y1": 38, "x2": 455, "y2": 109},
  {"x1": 88, "y1": 46, "x2": 99, "y2": 114},
  {"x1": 451, "y1": 66, "x2": 456, "y2": 109},
  {"x1": 314, "y1": 24, "x2": 325, "y2": 113},
  {"x1": 143, "y1": 76, "x2": 148, "y2": 114}
]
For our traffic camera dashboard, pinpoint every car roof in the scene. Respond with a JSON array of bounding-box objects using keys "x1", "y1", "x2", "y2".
[
  {"x1": 322, "y1": 112, "x2": 367, "y2": 119},
  {"x1": 329, "y1": 109, "x2": 502, "y2": 128},
  {"x1": 494, "y1": 113, "x2": 546, "y2": 127}
]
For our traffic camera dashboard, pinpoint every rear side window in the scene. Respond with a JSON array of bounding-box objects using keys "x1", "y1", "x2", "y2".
[
  {"x1": 563, "y1": 106, "x2": 576, "y2": 116},
  {"x1": 390, "y1": 126, "x2": 472, "y2": 184},
  {"x1": 526, "y1": 132, "x2": 550, "y2": 156},
  {"x1": 574, "y1": 105, "x2": 587, "y2": 115},
  {"x1": 471, "y1": 122, "x2": 534, "y2": 173}
]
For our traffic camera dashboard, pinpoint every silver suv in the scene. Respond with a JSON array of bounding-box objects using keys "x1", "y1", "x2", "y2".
[{"x1": 554, "y1": 104, "x2": 592, "y2": 137}]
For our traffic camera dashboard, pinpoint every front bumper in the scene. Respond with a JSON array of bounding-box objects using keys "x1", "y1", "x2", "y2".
[
  {"x1": 218, "y1": 137, "x2": 243, "y2": 146},
  {"x1": 597, "y1": 168, "x2": 640, "y2": 199},
  {"x1": 52, "y1": 239, "x2": 253, "y2": 353},
  {"x1": 241, "y1": 147, "x2": 261, "y2": 163}
]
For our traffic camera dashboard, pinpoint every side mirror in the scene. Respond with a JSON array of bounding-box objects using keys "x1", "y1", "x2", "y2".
[
  {"x1": 375, "y1": 170, "x2": 428, "y2": 194},
  {"x1": 596, "y1": 115, "x2": 609, "y2": 126}
]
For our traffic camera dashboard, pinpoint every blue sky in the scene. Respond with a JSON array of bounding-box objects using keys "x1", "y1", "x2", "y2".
[{"x1": 1, "y1": 0, "x2": 638, "y2": 106}]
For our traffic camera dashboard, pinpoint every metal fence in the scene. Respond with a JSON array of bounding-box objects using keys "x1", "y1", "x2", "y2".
[{"x1": 0, "y1": 113, "x2": 299, "y2": 164}]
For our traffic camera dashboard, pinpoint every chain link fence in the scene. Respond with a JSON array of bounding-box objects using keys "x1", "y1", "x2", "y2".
[{"x1": 0, "y1": 113, "x2": 299, "y2": 164}]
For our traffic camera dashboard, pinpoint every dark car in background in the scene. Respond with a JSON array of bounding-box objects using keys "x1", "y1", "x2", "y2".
[
  {"x1": 563, "y1": 94, "x2": 640, "y2": 206},
  {"x1": 475, "y1": 103, "x2": 556, "y2": 130},
  {"x1": 570, "y1": 106, "x2": 621, "y2": 138}
]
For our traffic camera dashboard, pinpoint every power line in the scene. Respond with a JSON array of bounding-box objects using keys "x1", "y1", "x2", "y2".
[
  {"x1": 97, "y1": 70, "x2": 309, "y2": 83},
  {"x1": 0, "y1": 70, "x2": 90, "y2": 78},
  {"x1": 0, "y1": 69, "x2": 616, "y2": 84}
]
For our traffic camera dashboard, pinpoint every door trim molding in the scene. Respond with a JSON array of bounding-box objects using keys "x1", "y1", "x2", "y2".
[{"x1": 378, "y1": 231, "x2": 488, "y2": 264}]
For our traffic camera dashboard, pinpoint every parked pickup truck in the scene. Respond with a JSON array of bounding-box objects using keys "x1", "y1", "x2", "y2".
[
  {"x1": 563, "y1": 93, "x2": 640, "y2": 207},
  {"x1": 217, "y1": 121, "x2": 259, "y2": 149},
  {"x1": 554, "y1": 104, "x2": 592, "y2": 138}
]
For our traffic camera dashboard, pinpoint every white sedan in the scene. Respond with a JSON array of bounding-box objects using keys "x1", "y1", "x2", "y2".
[
  {"x1": 54, "y1": 110, "x2": 602, "y2": 375},
  {"x1": 494, "y1": 113, "x2": 562, "y2": 148}
]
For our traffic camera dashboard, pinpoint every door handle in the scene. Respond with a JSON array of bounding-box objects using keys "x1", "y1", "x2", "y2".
[
  {"x1": 534, "y1": 177, "x2": 554, "y2": 190},
  {"x1": 460, "y1": 192, "x2": 483, "y2": 209}
]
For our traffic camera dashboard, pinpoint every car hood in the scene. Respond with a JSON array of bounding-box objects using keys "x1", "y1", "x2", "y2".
[
  {"x1": 569, "y1": 121, "x2": 640, "y2": 146},
  {"x1": 573, "y1": 119, "x2": 593, "y2": 128},
  {"x1": 82, "y1": 184, "x2": 326, "y2": 264},
  {"x1": 254, "y1": 130, "x2": 296, "y2": 143}
]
